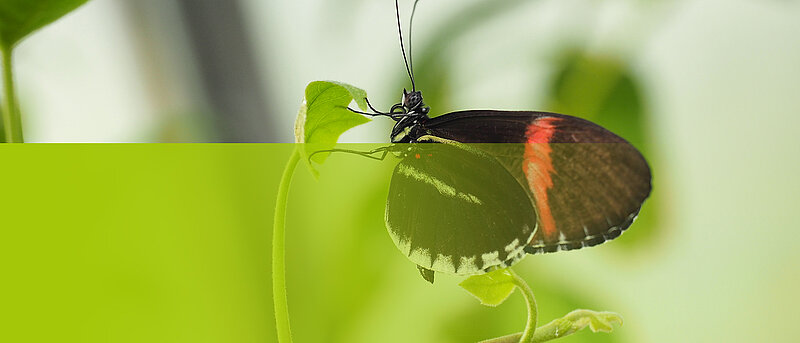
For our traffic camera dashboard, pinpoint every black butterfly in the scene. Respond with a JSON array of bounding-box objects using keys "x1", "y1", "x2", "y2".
[{"x1": 347, "y1": 0, "x2": 651, "y2": 283}]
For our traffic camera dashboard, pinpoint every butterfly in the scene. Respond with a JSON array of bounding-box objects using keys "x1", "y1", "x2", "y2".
[{"x1": 347, "y1": 0, "x2": 651, "y2": 283}]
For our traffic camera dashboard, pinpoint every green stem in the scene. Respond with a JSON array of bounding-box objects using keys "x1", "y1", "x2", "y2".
[
  {"x1": 480, "y1": 332, "x2": 522, "y2": 343},
  {"x1": 479, "y1": 269, "x2": 538, "y2": 343},
  {"x1": 273, "y1": 148, "x2": 300, "y2": 343},
  {"x1": 482, "y1": 309, "x2": 619, "y2": 342},
  {"x1": 510, "y1": 269, "x2": 537, "y2": 343},
  {"x1": 2, "y1": 46, "x2": 24, "y2": 143}
]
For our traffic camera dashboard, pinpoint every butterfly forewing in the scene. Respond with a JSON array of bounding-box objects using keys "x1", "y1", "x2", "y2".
[
  {"x1": 385, "y1": 142, "x2": 537, "y2": 275},
  {"x1": 423, "y1": 110, "x2": 652, "y2": 254}
]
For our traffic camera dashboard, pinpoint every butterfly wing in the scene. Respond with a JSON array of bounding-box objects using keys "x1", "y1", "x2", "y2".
[
  {"x1": 385, "y1": 142, "x2": 537, "y2": 276},
  {"x1": 423, "y1": 110, "x2": 652, "y2": 254}
]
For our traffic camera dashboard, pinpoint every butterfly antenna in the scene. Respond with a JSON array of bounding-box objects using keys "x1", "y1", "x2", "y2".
[
  {"x1": 408, "y1": 0, "x2": 420, "y2": 91},
  {"x1": 396, "y1": 0, "x2": 415, "y2": 91}
]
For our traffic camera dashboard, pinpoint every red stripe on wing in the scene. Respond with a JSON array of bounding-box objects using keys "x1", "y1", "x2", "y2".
[{"x1": 523, "y1": 117, "x2": 560, "y2": 241}]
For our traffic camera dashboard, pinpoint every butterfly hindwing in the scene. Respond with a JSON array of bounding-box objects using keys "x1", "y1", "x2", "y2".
[
  {"x1": 385, "y1": 141, "x2": 537, "y2": 276},
  {"x1": 423, "y1": 110, "x2": 652, "y2": 254}
]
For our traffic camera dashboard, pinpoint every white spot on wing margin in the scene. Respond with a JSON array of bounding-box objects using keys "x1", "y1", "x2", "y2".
[{"x1": 432, "y1": 254, "x2": 454, "y2": 272}]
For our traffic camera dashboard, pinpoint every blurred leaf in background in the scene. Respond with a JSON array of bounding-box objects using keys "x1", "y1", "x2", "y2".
[
  {"x1": 0, "y1": 0, "x2": 89, "y2": 143},
  {"x1": 0, "y1": 0, "x2": 89, "y2": 48}
]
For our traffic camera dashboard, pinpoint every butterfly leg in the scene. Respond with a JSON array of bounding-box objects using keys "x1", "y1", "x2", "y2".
[
  {"x1": 347, "y1": 107, "x2": 386, "y2": 116},
  {"x1": 307, "y1": 146, "x2": 391, "y2": 162},
  {"x1": 346, "y1": 98, "x2": 394, "y2": 116},
  {"x1": 347, "y1": 98, "x2": 409, "y2": 121}
]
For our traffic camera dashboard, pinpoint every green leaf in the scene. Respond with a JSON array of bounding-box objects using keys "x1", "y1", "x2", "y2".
[
  {"x1": 459, "y1": 268, "x2": 517, "y2": 307},
  {"x1": 0, "y1": 0, "x2": 89, "y2": 49},
  {"x1": 294, "y1": 81, "x2": 370, "y2": 174},
  {"x1": 328, "y1": 80, "x2": 368, "y2": 112}
]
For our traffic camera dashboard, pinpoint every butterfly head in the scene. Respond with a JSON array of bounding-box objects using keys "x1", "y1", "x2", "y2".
[
  {"x1": 389, "y1": 89, "x2": 429, "y2": 143},
  {"x1": 402, "y1": 88, "x2": 429, "y2": 115}
]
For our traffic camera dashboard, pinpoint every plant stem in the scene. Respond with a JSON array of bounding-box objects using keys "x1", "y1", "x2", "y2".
[
  {"x1": 511, "y1": 269, "x2": 537, "y2": 343},
  {"x1": 482, "y1": 309, "x2": 622, "y2": 342},
  {"x1": 2, "y1": 46, "x2": 24, "y2": 143},
  {"x1": 479, "y1": 269, "x2": 539, "y2": 343},
  {"x1": 273, "y1": 148, "x2": 300, "y2": 343},
  {"x1": 480, "y1": 332, "x2": 521, "y2": 343}
]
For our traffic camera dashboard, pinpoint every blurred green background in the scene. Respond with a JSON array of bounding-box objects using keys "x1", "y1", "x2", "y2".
[{"x1": 3, "y1": 0, "x2": 800, "y2": 342}]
